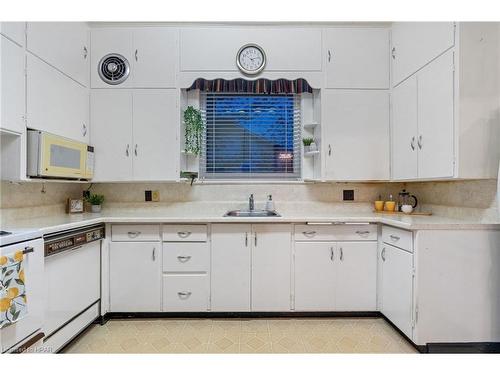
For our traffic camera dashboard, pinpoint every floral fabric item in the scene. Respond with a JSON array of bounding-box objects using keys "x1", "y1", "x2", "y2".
[{"x1": 0, "y1": 250, "x2": 27, "y2": 328}]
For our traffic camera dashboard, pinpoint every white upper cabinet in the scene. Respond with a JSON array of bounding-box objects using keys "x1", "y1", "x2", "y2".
[
  {"x1": 391, "y1": 51, "x2": 454, "y2": 180},
  {"x1": 1, "y1": 35, "x2": 25, "y2": 134},
  {"x1": 251, "y1": 224, "x2": 291, "y2": 311},
  {"x1": 132, "y1": 89, "x2": 179, "y2": 181},
  {"x1": 324, "y1": 28, "x2": 389, "y2": 89},
  {"x1": 323, "y1": 89, "x2": 390, "y2": 181},
  {"x1": 417, "y1": 50, "x2": 454, "y2": 179},
  {"x1": 0, "y1": 22, "x2": 25, "y2": 46},
  {"x1": 27, "y1": 22, "x2": 89, "y2": 87},
  {"x1": 90, "y1": 89, "x2": 179, "y2": 181},
  {"x1": 211, "y1": 224, "x2": 252, "y2": 312},
  {"x1": 132, "y1": 28, "x2": 177, "y2": 88},
  {"x1": 91, "y1": 27, "x2": 177, "y2": 88},
  {"x1": 392, "y1": 75, "x2": 418, "y2": 180},
  {"x1": 27, "y1": 54, "x2": 89, "y2": 143},
  {"x1": 391, "y1": 22, "x2": 455, "y2": 86},
  {"x1": 90, "y1": 90, "x2": 133, "y2": 181},
  {"x1": 180, "y1": 27, "x2": 322, "y2": 72}
]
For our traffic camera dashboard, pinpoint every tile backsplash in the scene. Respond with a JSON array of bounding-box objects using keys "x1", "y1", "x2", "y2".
[{"x1": 0, "y1": 179, "x2": 498, "y2": 220}]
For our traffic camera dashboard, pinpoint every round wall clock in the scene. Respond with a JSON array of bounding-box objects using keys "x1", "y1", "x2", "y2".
[{"x1": 236, "y1": 44, "x2": 266, "y2": 75}]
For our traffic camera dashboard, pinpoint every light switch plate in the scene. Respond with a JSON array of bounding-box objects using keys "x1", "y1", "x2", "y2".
[{"x1": 152, "y1": 190, "x2": 160, "y2": 202}]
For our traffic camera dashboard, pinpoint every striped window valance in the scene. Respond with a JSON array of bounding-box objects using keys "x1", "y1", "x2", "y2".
[{"x1": 187, "y1": 78, "x2": 313, "y2": 94}]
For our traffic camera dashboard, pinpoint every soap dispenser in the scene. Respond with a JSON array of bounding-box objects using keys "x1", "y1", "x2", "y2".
[{"x1": 265, "y1": 195, "x2": 275, "y2": 212}]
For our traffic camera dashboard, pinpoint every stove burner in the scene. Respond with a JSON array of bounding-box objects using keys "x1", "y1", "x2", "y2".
[{"x1": 0, "y1": 231, "x2": 12, "y2": 236}]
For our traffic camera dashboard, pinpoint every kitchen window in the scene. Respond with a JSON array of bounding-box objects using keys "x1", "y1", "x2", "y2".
[{"x1": 199, "y1": 93, "x2": 302, "y2": 180}]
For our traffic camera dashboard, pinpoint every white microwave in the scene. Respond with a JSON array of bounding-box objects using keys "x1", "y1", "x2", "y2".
[{"x1": 27, "y1": 130, "x2": 94, "y2": 180}]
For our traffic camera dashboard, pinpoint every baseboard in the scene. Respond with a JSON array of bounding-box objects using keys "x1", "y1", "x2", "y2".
[
  {"x1": 103, "y1": 311, "x2": 382, "y2": 319},
  {"x1": 426, "y1": 342, "x2": 500, "y2": 353}
]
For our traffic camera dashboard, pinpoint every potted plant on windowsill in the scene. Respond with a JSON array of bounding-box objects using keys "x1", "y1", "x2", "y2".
[
  {"x1": 183, "y1": 106, "x2": 204, "y2": 156},
  {"x1": 303, "y1": 137, "x2": 317, "y2": 153},
  {"x1": 87, "y1": 194, "x2": 105, "y2": 213}
]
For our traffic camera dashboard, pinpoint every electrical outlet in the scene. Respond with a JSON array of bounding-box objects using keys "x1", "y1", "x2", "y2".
[
  {"x1": 145, "y1": 190, "x2": 152, "y2": 202},
  {"x1": 343, "y1": 189, "x2": 355, "y2": 201},
  {"x1": 152, "y1": 190, "x2": 160, "y2": 202}
]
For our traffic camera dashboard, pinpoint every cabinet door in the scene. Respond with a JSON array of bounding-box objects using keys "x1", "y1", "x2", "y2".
[
  {"x1": 90, "y1": 90, "x2": 133, "y2": 181},
  {"x1": 251, "y1": 224, "x2": 292, "y2": 311},
  {"x1": 325, "y1": 28, "x2": 389, "y2": 89},
  {"x1": 27, "y1": 22, "x2": 89, "y2": 87},
  {"x1": 391, "y1": 75, "x2": 418, "y2": 180},
  {"x1": 335, "y1": 242, "x2": 377, "y2": 311},
  {"x1": 323, "y1": 90, "x2": 390, "y2": 180},
  {"x1": 294, "y1": 242, "x2": 335, "y2": 311},
  {"x1": 133, "y1": 28, "x2": 177, "y2": 88},
  {"x1": 392, "y1": 22, "x2": 455, "y2": 86},
  {"x1": 27, "y1": 54, "x2": 89, "y2": 143},
  {"x1": 381, "y1": 244, "x2": 413, "y2": 338},
  {"x1": 132, "y1": 89, "x2": 179, "y2": 181},
  {"x1": 109, "y1": 242, "x2": 161, "y2": 312},
  {"x1": 417, "y1": 51, "x2": 455, "y2": 179},
  {"x1": 0, "y1": 22, "x2": 25, "y2": 46},
  {"x1": 90, "y1": 28, "x2": 133, "y2": 88},
  {"x1": 211, "y1": 224, "x2": 251, "y2": 311},
  {"x1": 1, "y1": 36, "x2": 25, "y2": 133}
]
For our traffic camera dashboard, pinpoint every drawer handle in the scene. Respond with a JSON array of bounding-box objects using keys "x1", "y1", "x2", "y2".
[
  {"x1": 127, "y1": 231, "x2": 141, "y2": 238},
  {"x1": 389, "y1": 235, "x2": 400, "y2": 241},
  {"x1": 302, "y1": 231, "x2": 317, "y2": 237},
  {"x1": 177, "y1": 255, "x2": 192, "y2": 263},
  {"x1": 356, "y1": 230, "x2": 370, "y2": 236},
  {"x1": 177, "y1": 231, "x2": 192, "y2": 238},
  {"x1": 178, "y1": 291, "x2": 192, "y2": 299}
]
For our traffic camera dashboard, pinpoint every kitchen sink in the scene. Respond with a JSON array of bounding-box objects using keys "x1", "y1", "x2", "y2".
[{"x1": 224, "y1": 210, "x2": 281, "y2": 217}]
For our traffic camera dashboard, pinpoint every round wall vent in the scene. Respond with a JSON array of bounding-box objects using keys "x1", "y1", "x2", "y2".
[{"x1": 98, "y1": 53, "x2": 130, "y2": 85}]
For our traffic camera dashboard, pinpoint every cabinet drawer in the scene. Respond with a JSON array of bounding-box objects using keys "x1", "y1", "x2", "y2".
[
  {"x1": 163, "y1": 242, "x2": 209, "y2": 272},
  {"x1": 294, "y1": 224, "x2": 377, "y2": 241},
  {"x1": 162, "y1": 274, "x2": 209, "y2": 312},
  {"x1": 382, "y1": 226, "x2": 413, "y2": 252},
  {"x1": 111, "y1": 225, "x2": 160, "y2": 242},
  {"x1": 162, "y1": 225, "x2": 208, "y2": 242}
]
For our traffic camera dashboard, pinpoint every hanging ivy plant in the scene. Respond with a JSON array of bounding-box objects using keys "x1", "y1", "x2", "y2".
[{"x1": 183, "y1": 106, "x2": 203, "y2": 156}]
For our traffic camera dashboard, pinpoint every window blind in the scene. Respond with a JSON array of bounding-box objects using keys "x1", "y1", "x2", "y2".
[{"x1": 199, "y1": 93, "x2": 302, "y2": 180}]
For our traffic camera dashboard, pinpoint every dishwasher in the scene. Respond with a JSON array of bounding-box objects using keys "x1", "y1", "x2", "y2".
[{"x1": 41, "y1": 224, "x2": 104, "y2": 352}]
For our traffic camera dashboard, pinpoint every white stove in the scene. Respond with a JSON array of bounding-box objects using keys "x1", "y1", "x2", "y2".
[{"x1": 0, "y1": 229, "x2": 42, "y2": 247}]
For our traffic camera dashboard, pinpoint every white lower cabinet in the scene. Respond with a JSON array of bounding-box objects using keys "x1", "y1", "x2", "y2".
[
  {"x1": 251, "y1": 224, "x2": 292, "y2": 311},
  {"x1": 380, "y1": 243, "x2": 413, "y2": 338},
  {"x1": 109, "y1": 242, "x2": 161, "y2": 312},
  {"x1": 163, "y1": 274, "x2": 209, "y2": 312},
  {"x1": 294, "y1": 242, "x2": 336, "y2": 311},
  {"x1": 211, "y1": 224, "x2": 292, "y2": 312},
  {"x1": 335, "y1": 242, "x2": 377, "y2": 311},
  {"x1": 295, "y1": 241, "x2": 377, "y2": 311},
  {"x1": 211, "y1": 224, "x2": 251, "y2": 311}
]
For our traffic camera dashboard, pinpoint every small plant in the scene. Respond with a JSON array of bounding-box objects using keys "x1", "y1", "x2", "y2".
[
  {"x1": 302, "y1": 137, "x2": 315, "y2": 146},
  {"x1": 184, "y1": 106, "x2": 204, "y2": 156},
  {"x1": 86, "y1": 194, "x2": 105, "y2": 206}
]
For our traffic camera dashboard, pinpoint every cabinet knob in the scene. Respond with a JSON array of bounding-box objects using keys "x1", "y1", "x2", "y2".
[
  {"x1": 302, "y1": 230, "x2": 317, "y2": 237},
  {"x1": 330, "y1": 246, "x2": 334, "y2": 262},
  {"x1": 82, "y1": 123, "x2": 87, "y2": 137},
  {"x1": 417, "y1": 135, "x2": 423, "y2": 149},
  {"x1": 389, "y1": 235, "x2": 400, "y2": 241},
  {"x1": 177, "y1": 231, "x2": 192, "y2": 238},
  {"x1": 391, "y1": 47, "x2": 396, "y2": 60},
  {"x1": 410, "y1": 136, "x2": 416, "y2": 151},
  {"x1": 83, "y1": 46, "x2": 88, "y2": 59},
  {"x1": 126, "y1": 144, "x2": 130, "y2": 157},
  {"x1": 381, "y1": 247, "x2": 386, "y2": 261},
  {"x1": 177, "y1": 255, "x2": 191, "y2": 263},
  {"x1": 328, "y1": 49, "x2": 332, "y2": 62},
  {"x1": 135, "y1": 49, "x2": 138, "y2": 61},
  {"x1": 127, "y1": 230, "x2": 141, "y2": 238},
  {"x1": 134, "y1": 144, "x2": 138, "y2": 156},
  {"x1": 356, "y1": 230, "x2": 370, "y2": 236},
  {"x1": 328, "y1": 144, "x2": 332, "y2": 156},
  {"x1": 339, "y1": 247, "x2": 344, "y2": 261}
]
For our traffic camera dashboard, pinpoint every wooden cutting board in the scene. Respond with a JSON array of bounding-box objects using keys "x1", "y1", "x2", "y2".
[{"x1": 373, "y1": 210, "x2": 432, "y2": 216}]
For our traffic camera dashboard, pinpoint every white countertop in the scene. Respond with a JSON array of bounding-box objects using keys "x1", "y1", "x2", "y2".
[{"x1": 1, "y1": 202, "x2": 499, "y2": 237}]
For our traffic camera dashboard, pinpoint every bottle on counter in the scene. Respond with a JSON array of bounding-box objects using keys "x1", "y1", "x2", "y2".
[{"x1": 265, "y1": 195, "x2": 275, "y2": 212}]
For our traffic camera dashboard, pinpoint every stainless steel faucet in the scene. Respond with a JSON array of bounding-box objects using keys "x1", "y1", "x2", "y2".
[{"x1": 249, "y1": 194, "x2": 254, "y2": 211}]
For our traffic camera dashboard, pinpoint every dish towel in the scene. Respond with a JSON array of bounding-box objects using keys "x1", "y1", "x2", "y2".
[{"x1": 0, "y1": 250, "x2": 28, "y2": 329}]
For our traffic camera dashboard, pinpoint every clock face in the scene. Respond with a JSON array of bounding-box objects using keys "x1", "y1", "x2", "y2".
[{"x1": 236, "y1": 44, "x2": 266, "y2": 75}]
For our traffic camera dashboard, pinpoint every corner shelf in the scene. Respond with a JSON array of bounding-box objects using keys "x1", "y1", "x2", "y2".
[{"x1": 304, "y1": 150, "x2": 320, "y2": 157}]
